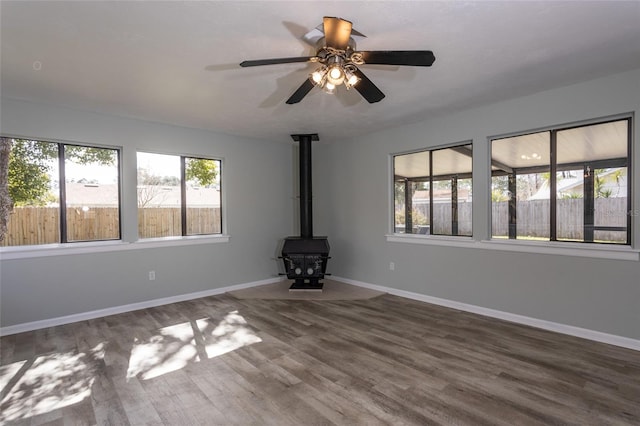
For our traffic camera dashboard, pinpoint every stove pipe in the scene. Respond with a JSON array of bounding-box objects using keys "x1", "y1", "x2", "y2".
[
  {"x1": 282, "y1": 134, "x2": 328, "y2": 291},
  {"x1": 292, "y1": 133, "x2": 318, "y2": 238}
]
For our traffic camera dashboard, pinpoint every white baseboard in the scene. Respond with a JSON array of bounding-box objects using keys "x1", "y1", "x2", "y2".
[
  {"x1": 333, "y1": 276, "x2": 640, "y2": 352},
  {"x1": 4, "y1": 275, "x2": 638, "y2": 352},
  {"x1": 0, "y1": 277, "x2": 284, "y2": 336}
]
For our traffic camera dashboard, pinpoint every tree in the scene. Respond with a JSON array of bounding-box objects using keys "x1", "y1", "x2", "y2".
[
  {"x1": 491, "y1": 175, "x2": 509, "y2": 202},
  {"x1": 0, "y1": 138, "x2": 117, "y2": 241},
  {"x1": 0, "y1": 138, "x2": 12, "y2": 241},
  {"x1": 65, "y1": 145, "x2": 116, "y2": 165},
  {"x1": 136, "y1": 159, "x2": 218, "y2": 208},
  {"x1": 5, "y1": 139, "x2": 116, "y2": 207},
  {"x1": 137, "y1": 184, "x2": 170, "y2": 208},
  {"x1": 610, "y1": 168, "x2": 625, "y2": 197},
  {"x1": 516, "y1": 173, "x2": 547, "y2": 200},
  {"x1": 136, "y1": 168, "x2": 171, "y2": 207},
  {"x1": 7, "y1": 139, "x2": 55, "y2": 206},
  {"x1": 394, "y1": 180, "x2": 423, "y2": 227},
  {"x1": 186, "y1": 158, "x2": 218, "y2": 187},
  {"x1": 595, "y1": 168, "x2": 625, "y2": 198}
]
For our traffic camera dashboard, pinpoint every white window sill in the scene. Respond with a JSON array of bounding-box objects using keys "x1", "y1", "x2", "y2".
[
  {"x1": 386, "y1": 233, "x2": 475, "y2": 248},
  {"x1": 477, "y1": 239, "x2": 639, "y2": 261},
  {"x1": 0, "y1": 234, "x2": 230, "y2": 260},
  {"x1": 386, "y1": 234, "x2": 639, "y2": 261}
]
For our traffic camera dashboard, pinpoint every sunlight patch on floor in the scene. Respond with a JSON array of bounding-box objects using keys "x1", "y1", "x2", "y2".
[
  {"x1": 0, "y1": 345, "x2": 103, "y2": 423},
  {"x1": 202, "y1": 310, "x2": 262, "y2": 358},
  {"x1": 127, "y1": 310, "x2": 262, "y2": 380},
  {"x1": 1, "y1": 312, "x2": 262, "y2": 421},
  {"x1": 127, "y1": 320, "x2": 199, "y2": 380}
]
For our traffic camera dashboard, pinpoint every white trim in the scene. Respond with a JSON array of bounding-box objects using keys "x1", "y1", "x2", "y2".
[
  {"x1": 386, "y1": 234, "x2": 475, "y2": 249},
  {"x1": 0, "y1": 234, "x2": 230, "y2": 260},
  {"x1": 385, "y1": 234, "x2": 640, "y2": 261},
  {"x1": 333, "y1": 276, "x2": 640, "y2": 352},
  {"x1": 477, "y1": 239, "x2": 639, "y2": 261},
  {"x1": 4, "y1": 273, "x2": 638, "y2": 351},
  {"x1": 0, "y1": 276, "x2": 282, "y2": 336}
]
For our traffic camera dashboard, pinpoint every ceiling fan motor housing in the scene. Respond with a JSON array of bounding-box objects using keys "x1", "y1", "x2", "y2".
[{"x1": 314, "y1": 37, "x2": 358, "y2": 61}]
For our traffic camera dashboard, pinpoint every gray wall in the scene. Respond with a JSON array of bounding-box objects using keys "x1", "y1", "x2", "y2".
[
  {"x1": 2, "y1": 69, "x2": 639, "y2": 340},
  {"x1": 317, "y1": 69, "x2": 640, "y2": 340},
  {"x1": 0, "y1": 98, "x2": 294, "y2": 327}
]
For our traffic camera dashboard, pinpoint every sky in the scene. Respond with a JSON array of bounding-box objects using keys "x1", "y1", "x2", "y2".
[{"x1": 57, "y1": 152, "x2": 180, "y2": 184}]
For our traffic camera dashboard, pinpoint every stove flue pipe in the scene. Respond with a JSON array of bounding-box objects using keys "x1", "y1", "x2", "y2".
[{"x1": 291, "y1": 134, "x2": 319, "y2": 239}]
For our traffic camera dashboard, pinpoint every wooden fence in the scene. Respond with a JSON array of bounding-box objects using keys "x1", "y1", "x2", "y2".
[
  {"x1": 406, "y1": 197, "x2": 628, "y2": 242},
  {"x1": 411, "y1": 202, "x2": 473, "y2": 235},
  {"x1": 2, "y1": 207, "x2": 221, "y2": 246},
  {"x1": 3, "y1": 199, "x2": 627, "y2": 246},
  {"x1": 491, "y1": 198, "x2": 628, "y2": 241}
]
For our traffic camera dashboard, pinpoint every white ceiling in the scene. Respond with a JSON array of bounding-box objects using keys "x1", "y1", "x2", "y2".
[{"x1": 2, "y1": 1, "x2": 640, "y2": 143}]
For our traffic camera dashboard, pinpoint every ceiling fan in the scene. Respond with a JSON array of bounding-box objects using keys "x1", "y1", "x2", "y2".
[{"x1": 239, "y1": 16, "x2": 435, "y2": 104}]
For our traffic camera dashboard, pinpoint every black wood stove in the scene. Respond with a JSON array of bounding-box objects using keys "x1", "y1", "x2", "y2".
[{"x1": 281, "y1": 134, "x2": 330, "y2": 290}]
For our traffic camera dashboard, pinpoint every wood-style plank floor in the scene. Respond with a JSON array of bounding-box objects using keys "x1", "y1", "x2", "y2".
[{"x1": 1, "y1": 291, "x2": 639, "y2": 425}]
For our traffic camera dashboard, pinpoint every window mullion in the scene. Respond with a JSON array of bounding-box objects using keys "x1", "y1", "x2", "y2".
[
  {"x1": 626, "y1": 118, "x2": 632, "y2": 245},
  {"x1": 451, "y1": 175, "x2": 458, "y2": 236},
  {"x1": 428, "y1": 151, "x2": 433, "y2": 234},
  {"x1": 116, "y1": 149, "x2": 123, "y2": 240},
  {"x1": 550, "y1": 130, "x2": 557, "y2": 241},
  {"x1": 58, "y1": 144, "x2": 68, "y2": 243},
  {"x1": 508, "y1": 172, "x2": 517, "y2": 239},
  {"x1": 584, "y1": 164, "x2": 595, "y2": 242},
  {"x1": 404, "y1": 179, "x2": 412, "y2": 234},
  {"x1": 180, "y1": 157, "x2": 187, "y2": 236}
]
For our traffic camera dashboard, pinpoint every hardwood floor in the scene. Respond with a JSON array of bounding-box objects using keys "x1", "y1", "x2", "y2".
[{"x1": 1, "y1": 291, "x2": 639, "y2": 425}]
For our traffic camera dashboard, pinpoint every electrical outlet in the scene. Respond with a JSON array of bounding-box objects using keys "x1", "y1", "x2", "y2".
[
  {"x1": 389, "y1": 262, "x2": 395, "y2": 271},
  {"x1": 148, "y1": 270, "x2": 156, "y2": 281}
]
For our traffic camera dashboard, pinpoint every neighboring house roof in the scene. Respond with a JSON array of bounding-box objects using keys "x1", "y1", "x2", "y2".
[
  {"x1": 530, "y1": 169, "x2": 627, "y2": 200},
  {"x1": 62, "y1": 183, "x2": 220, "y2": 207}
]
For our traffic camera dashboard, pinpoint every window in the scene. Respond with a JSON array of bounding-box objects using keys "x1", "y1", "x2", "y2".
[
  {"x1": 393, "y1": 143, "x2": 472, "y2": 236},
  {"x1": 1, "y1": 138, "x2": 120, "y2": 246},
  {"x1": 491, "y1": 117, "x2": 631, "y2": 245},
  {"x1": 137, "y1": 152, "x2": 221, "y2": 238}
]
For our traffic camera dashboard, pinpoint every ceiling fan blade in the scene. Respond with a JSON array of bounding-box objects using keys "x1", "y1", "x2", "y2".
[
  {"x1": 240, "y1": 57, "x2": 316, "y2": 67},
  {"x1": 286, "y1": 79, "x2": 315, "y2": 104},
  {"x1": 323, "y1": 17, "x2": 352, "y2": 50},
  {"x1": 352, "y1": 68, "x2": 385, "y2": 103},
  {"x1": 359, "y1": 50, "x2": 436, "y2": 67},
  {"x1": 350, "y1": 28, "x2": 366, "y2": 38}
]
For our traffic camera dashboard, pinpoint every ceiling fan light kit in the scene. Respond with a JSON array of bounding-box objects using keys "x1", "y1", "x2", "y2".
[
  {"x1": 311, "y1": 60, "x2": 360, "y2": 94},
  {"x1": 239, "y1": 16, "x2": 435, "y2": 104}
]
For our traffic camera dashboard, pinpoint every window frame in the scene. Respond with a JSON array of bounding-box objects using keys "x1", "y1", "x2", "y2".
[
  {"x1": 1, "y1": 136, "x2": 123, "y2": 247},
  {"x1": 1, "y1": 138, "x2": 229, "y2": 259},
  {"x1": 391, "y1": 141, "x2": 473, "y2": 238},
  {"x1": 489, "y1": 115, "x2": 632, "y2": 246},
  {"x1": 136, "y1": 151, "x2": 223, "y2": 240}
]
